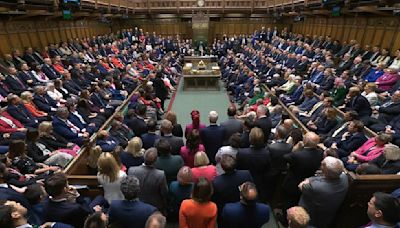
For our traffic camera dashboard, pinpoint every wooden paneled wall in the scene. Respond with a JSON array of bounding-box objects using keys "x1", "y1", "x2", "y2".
[
  {"x1": 0, "y1": 20, "x2": 111, "y2": 56},
  {"x1": 118, "y1": 18, "x2": 286, "y2": 42},
  {"x1": 291, "y1": 16, "x2": 400, "y2": 54}
]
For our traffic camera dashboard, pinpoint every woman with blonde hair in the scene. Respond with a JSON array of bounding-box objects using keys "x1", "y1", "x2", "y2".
[
  {"x1": 38, "y1": 121, "x2": 80, "y2": 157},
  {"x1": 362, "y1": 82, "x2": 379, "y2": 106},
  {"x1": 191, "y1": 151, "x2": 217, "y2": 182},
  {"x1": 120, "y1": 137, "x2": 145, "y2": 169},
  {"x1": 20, "y1": 91, "x2": 48, "y2": 118},
  {"x1": 87, "y1": 146, "x2": 103, "y2": 174},
  {"x1": 370, "y1": 144, "x2": 400, "y2": 174},
  {"x1": 165, "y1": 111, "x2": 183, "y2": 137},
  {"x1": 97, "y1": 152, "x2": 127, "y2": 203}
]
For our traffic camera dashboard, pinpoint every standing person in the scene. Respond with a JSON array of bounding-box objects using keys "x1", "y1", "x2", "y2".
[
  {"x1": 179, "y1": 177, "x2": 217, "y2": 228},
  {"x1": 152, "y1": 72, "x2": 169, "y2": 111},
  {"x1": 180, "y1": 130, "x2": 205, "y2": 168},
  {"x1": 254, "y1": 105, "x2": 272, "y2": 143},
  {"x1": 97, "y1": 152, "x2": 127, "y2": 203},
  {"x1": 165, "y1": 111, "x2": 183, "y2": 137},
  {"x1": 220, "y1": 106, "x2": 243, "y2": 145},
  {"x1": 128, "y1": 148, "x2": 168, "y2": 214},
  {"x1": 200, "y1": 111, "x2": 225, "y2": 164},
  {"x1": 168, "y1": 166, "x2": 194, "y2": 221},
  {"x1": 298, "y1": 157, "x2": 349, "y2": 228},
  {"x1": 222, "y1": 182, "x2": 271, "y2": 228},
  {"x1": 185, "y1": 110, "x2": 206, "y2": 138},
  {"x1": 236, "y1": 127, "x2": 271, "y2": 202},
  {"x1": 108, "y1": 175, "x2": 158, "y2": 228}
]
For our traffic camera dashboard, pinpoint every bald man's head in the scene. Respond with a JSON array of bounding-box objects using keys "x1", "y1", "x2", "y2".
[
  {"x1": 303, "y1": 132, "x2": 320, "y2": 148},
  {"x1": 240, "y1": 182, "x2": 258, "y2": 205}
]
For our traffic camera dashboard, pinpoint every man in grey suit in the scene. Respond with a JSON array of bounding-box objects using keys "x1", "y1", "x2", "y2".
[
  {"x1": 157, "y1": 119, "x2": 184, "y2": 155},
  {"x1": 298, "y1": 156, "x2": 349, "y2": 228},
  {"x1": 128, "y1": 148, "x2": 168, "y2": 215},
  {"x1": 220, "y1": 106, "x2": 243, "y2": 145}
]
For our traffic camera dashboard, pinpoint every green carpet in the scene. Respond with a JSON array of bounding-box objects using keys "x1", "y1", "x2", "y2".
[
  {"x1": 165, "y1": 77, "x2": 280, "y2": 228},
  {"x1": 166, "y1": 79, "x2": 231, "y2": 129}
]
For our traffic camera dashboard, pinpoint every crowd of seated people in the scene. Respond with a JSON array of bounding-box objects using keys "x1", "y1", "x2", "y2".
[
  {"x1": 0, "y1": 25, "x2": 399, "y2": 228},
  {"x1": 215, "y1": 26, "x2": 400, "y2": 227}
]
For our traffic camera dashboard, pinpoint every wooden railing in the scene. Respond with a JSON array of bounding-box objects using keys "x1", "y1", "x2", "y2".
[
  {"x1": 65, "y1": 83, "x2": 143, "y2": 186},
  {"x1": 260, "y1": 83, "x2": 400, "y2": 227}
]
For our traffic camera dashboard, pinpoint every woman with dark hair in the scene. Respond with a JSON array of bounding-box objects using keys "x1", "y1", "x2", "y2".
[
  {"x1": 185, "y1": 110, "x2": 206, "y2": 138},
  {"x1": 26, "y1": 129, "x2": 73, "y2": 168},
  {"x1": 180, "y1": 130, "x2": 205, "y2": 168},
  {"x1": 8, "y1": 140, "x2": 59, "y2": 175},
  {"x1": 287, "y1": 128, "x2": 304, "y2": 152},
  {"x1": 179, "y1": 177, "x2": 217, "y2": 228},
  {"x1": 236, "y1": 127, "x2": 271, "y2": 202}
]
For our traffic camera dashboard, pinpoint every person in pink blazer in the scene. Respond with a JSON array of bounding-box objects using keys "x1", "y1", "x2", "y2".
[
  {"x1": 185, "y1": 110, "x2": 206, "y2": 138},
  {"x1": 375, "y1": 66, "x2": 400, "y2": 91},
  {"x1": 180, "y1": 130, "x2": 205, "y2": 168},
  {"x1": 343, "y1": 133, "x2": 392, "y2": 171}
]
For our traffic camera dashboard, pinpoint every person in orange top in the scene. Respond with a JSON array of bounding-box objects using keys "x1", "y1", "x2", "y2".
[
  {"x1": 52, "y1": 56, "x2": 66, "y2": 74},
  {"x1": 110, "y1": 56, "x2": 124, "y2": 69},
  {"x1": 179, "y1": 177, "x2": 217, "y2": 228},
  {"x1": 20, "y1": 91, "x2": 48, "y2": 118}
]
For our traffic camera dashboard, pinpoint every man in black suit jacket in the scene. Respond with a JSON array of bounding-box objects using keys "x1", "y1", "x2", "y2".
[
  {"x1": 141, "y1": 120, "x2": 160, "y2": 149},
  {"x1": 343, "y1": 87, "x2": 372, "y2": 122},
  {"x1": 280, "y1": 132, "x2": 323, "y2": 226},
  {"x1": 108, "y1": 175, "x2": 157, "y2": 228},
  {"x1": 0, "y1": 163, "x2": 31, "y2": 210},
  {"x1": 255, "y1": 105, "x2": 272, "y2": 143},
  {"x1": 6, "y1": 94, "x2": 38, "y2": 128},
  {"x1": 331, "y1": 120, "x2": 368, "y2": 158},
  {"x1": 42, "y1": 58, "x2": 61, "y2": 80},
  {"x1": 268, "y1": 125, "x2": 293, "y2": 180},
  {"x1": 43, "y1": 173, "x2": 106, "y2": 228},
  {"x1": 4, "y1": 67, "x2": 27, "y2": 95},
  {"x1": 220, "y1": 106, "x2": 243, "y2": 145},
  {"x1": 200, "y1": 111, "x2": 226, "y2": 164},
  {"x1": 18, "y1": 63, "x2": 37, "y2": 87},
  {"x1": 33, "y1": 86, "x2": 58, "y2": 113},
  {"x1": 212, "y1": 155, "x2": 253, "y2": 228},
  {"x1": 157, "y1": 119, "x2": 184, "y2": 155},
  {"x1": 126, "y1": 104, "x2": 148, "y2": 137},
  {"x1": 152, "y1": 72, "x2": 169, "y2": 111}
]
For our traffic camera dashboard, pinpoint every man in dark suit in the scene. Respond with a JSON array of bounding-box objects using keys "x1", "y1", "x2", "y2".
[
  {"x1": 33, "y1": 85, "x2": 58, "y2": 113},
  {"x1": 18, "y1": 63, "x2": 37, "y2": 87},
  {"x1": 268, "y1": 125, "x2": 293, "y2": 181},
  {"x1": 126, "y1": 104, "x2": 148, "y2": 137},
  {"x1": 220, "y1": 106, "x2": 243, "y2": 145},
  {"x1": 63, "y1": 72, "x2": 82, "y2": 96},
  {"x1": 157, "y1": 119, "x2": 184, "y2": 155},
  {"x1": 371, "y1": 91, "x2": 400, "y2": 129},
  {"x1": 336, "y1": 53, "x2": 353, "y2": 75},
  {"x1": 299, "y1": 157, "x2": 349, "y2": 228},
  {"x1": 280, "y1": 132, "x2": 323, "y2": 226},
  {"x1": 43, "y1": 173, "x2": 105, "y2": 228},
  {"x1": 255, "y1": 105, "x2": 272, "y2": 143},
  {"x1": 331, "y1": 120, "x2": 368, "y2": 158},
  {"x1": 4, "y1": 67, "x2": 27, "y2": 95},
  {"x1": 42, "y1": 58, "x2": 61, "y2": 80},
  {"x1": 152, "y1": 72, "x2": 169, "y2": 111},
  {"x1": 141, "y1": 120, "x2": 160, "y2": 149},
  {"x1": 128, "y1": 148, "x2": 168, "y2": 214},
  {"x1": 6, "y1": 94, "x2": 38, "y2": 128},
  {"x1": 212, "y1": 155, "x2": 253, "y2": 227},
  {"x1": 52, "y1": 107, "x2": 89, "y2": 146},
  {"x1": 109, "y1": 175, "x2": 157, "y2": 228},
  {"x1": 342, "y1": 86, "x2": 372, "y2": 122},
  {"x1": 222, "y1": 182, "x2": 271, "y2": 228},
  {"x1": 200, "y1": 111, "x2": 226, "y2": 164}
]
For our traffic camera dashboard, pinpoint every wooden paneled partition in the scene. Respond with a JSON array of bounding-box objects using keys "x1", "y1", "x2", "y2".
[
  {"x1": 0, "y1": 19, "x2": 111, "y2": 56},
  {"x1": 291, "y1": 16, "x2": 400, "y2": 54}
]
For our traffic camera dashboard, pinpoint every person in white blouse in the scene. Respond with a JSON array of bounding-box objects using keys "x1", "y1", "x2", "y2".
[
  {"x1": 97, "y1": 152, "x2": 127, "y2": 203},
  {"x1": 389, "y1": 49, "x2": 400, "y2": 69},
  {"x1": 46, "y1": 82, "x2": 66, "y2": 104},
  {"x1": 31, "y1": 64, "x2": 50, "y2": 83},
  {"x1": 361, "y1": 83, "x2": 379, "y2": 106}
]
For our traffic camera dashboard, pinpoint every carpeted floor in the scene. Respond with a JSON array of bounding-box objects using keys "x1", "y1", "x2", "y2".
[{"x1": 165, "y1": 77, "x2": 280, "y2": 228}]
